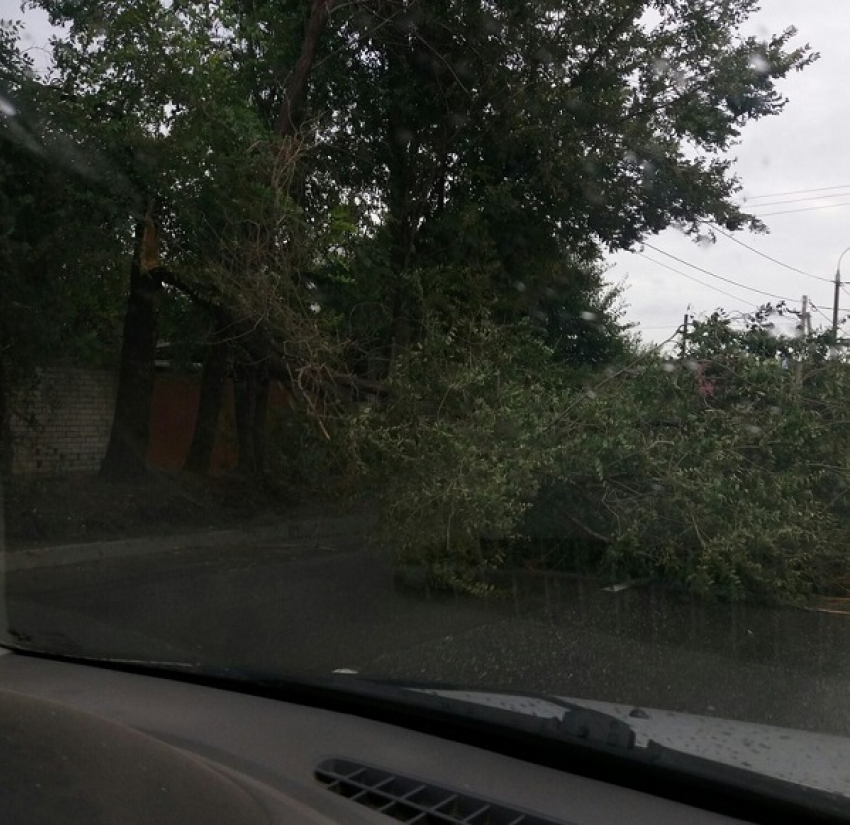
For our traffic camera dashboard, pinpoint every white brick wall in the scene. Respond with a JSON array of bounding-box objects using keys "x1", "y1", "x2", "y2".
[{"x1": 10, "y1": 368, "x2": 117, "y2": 476}]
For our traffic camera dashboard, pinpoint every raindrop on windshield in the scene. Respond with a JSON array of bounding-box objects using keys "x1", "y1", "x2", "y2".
[
  {"x1": 393, "y1": 126, "x2": 414, "y2": 146},
  {"x1": 651, "y1": 58, "x2": 669, "y2": 78},
  {"x1": 0, "y1": 96, "x2": 16, "y2": 117},
  {"x1": 748, "y1": 52, "x2": 771, "y2": 75}
]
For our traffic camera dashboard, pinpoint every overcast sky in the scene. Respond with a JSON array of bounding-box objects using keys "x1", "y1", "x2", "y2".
[
  {"x1": 4, "y1": 0, "x2": 848, "y2": 346},
  {"x1": 610, "y1": 1, "x2": 850, "y2": 344}
]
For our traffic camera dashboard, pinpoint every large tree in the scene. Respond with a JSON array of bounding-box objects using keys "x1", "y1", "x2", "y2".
[
  {"x1": 307, "y1": 0, "x2": 812, "y2": 368},
  {"x1": 30, "y1": 0, "x2": 339, "y2": 477},
  {"x1": 20, "y1": 0, "x2": 813, "y2": 479}
]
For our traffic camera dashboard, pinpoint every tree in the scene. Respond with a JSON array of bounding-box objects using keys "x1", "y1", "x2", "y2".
[
  {"x1": 359, "y1": 307, "x2": 850, "y2": 600},
  {"x1": 29, "y1": 0, "x2": 215, "y2": 478},
  {"x1": 31, "y1": 0, "x2": 340, "y2": 477},
  {"x1": 99, "y1": 209, "x2": 162, "y2": 479},
  {"x1": 308, "y1": 0, "x2": 813, "y2": 372},
  {"x1": 19, "y1": 0, "x2": 815, "y2": 488},
  {"x1": 182, "y1": 313, "x2": 230, "y2": 476}
]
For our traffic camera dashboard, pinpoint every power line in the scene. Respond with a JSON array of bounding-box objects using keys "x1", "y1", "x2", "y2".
[
  {"x1": 752, "y1": 200, "x2": 850, "y2": 218},
  {"x1": 809, "y1": 301, "x2": 834, "y2": 326},
  {"x1": 641, "y1": 242, "x2": 799, "y2": 302},
  {"x1": 637, "y1": 251, "x2": 753, "y2": 305},
  {"x1": 811, "y1": 299, "x2": 850, "y2": 326},
  {"x1": 636, "y1": 251, "x2": 753, "y2": 305},
  {"x1": 746, "y1": 191, "x2": 850, "y2": 210},
  {"x1": 742, "y1": 183, "x2": 850, "y2": 201},
  {"x1": 636, "y1": 249, "x2": 849, "y2": 330},
  {"x1": 706, "y1": 223, "x2": 833, "y2": 283}
]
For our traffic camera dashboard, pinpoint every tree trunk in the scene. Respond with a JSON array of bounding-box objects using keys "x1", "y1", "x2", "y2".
[
  {"x1": 274, "y1": 0, "x2": 338, "y2": 138},
  {"x1": 184, "y1": 322, "x2": 229, "y2": 476},
  {"x1": 252, "y1": 366, "x2": 270, "y2": 476},
  {"x1": 100, "y1": 215, "x2": 162, "y2": 480},
  {"x1": 234, "y1": 362, "x2": 258, "y2": 476},
  {"x1": 385, "y1": 42, "x2": 415, "y2": 374},
  {"x1": 0, "y1": 338, "x2": 10, "y2": 482}
]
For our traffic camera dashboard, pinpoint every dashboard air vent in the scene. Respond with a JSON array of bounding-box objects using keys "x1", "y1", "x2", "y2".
[{"x1": 315, "y1": 758, "x2": 571, "y2": 825}]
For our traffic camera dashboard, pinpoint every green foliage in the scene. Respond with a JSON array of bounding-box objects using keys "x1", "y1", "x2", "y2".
[
  {"x1": 5, "y1": 0, "x2": 833, "y2": 606},
  {"x1": 355, "y1": 309, "x2": 850, "y2": 601},
  {"x1": 16, "y1": 0, "x2": 815, "y2": 381},
  {"x1": 554, "y1": 355, "x2": 843, "y2": 600},
  {"x1": 0, "y1": 21, "x2": 127, "y2": 380},
  {"x1": 306, "y1": 0, "x2": 815, "y2": 379},
  {"x1": 351, "y1": 317, "x2": 570, "y2": 589},
  {"x1": 266, "y1": 403, "x2": 364, "y2": 499}
]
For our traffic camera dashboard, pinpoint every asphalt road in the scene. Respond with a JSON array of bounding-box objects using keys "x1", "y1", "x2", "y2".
[{"x1": 5, "y1": 532, "x2": 850, "y2": 738}]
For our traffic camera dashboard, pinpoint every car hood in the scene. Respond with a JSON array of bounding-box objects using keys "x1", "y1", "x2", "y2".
[{"x1": 414, "y1": 688, "x2": 850, "y2": 799}]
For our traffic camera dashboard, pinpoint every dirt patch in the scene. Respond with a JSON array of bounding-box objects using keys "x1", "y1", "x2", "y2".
[{"x1": 2, "y1": 472, "x2": 316, "y2": 549}]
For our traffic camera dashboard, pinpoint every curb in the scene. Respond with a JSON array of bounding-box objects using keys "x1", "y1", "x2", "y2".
[{"x1": 4, "y1": 515, "x2": 372, "y2": 573}]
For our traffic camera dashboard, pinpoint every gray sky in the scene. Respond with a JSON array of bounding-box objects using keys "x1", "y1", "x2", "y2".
[
  {"x1": 609, "y1": 1, "x2": 850, "y2": 344},
  {"x1": 4, "y1": 0, "x2": 848, "y2": 345}
]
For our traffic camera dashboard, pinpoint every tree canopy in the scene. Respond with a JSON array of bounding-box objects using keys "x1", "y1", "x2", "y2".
[
  {"x1": 2, "y1": 2, "x2": 837, "y2": 599},
  {"x1": 14, "y1": 0, "x2": 814, "y2": 373}
]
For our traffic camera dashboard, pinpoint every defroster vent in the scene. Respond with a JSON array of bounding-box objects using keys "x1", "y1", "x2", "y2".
[{"x1": 315, "y1": 758, "x2": 572, "y2": 825}]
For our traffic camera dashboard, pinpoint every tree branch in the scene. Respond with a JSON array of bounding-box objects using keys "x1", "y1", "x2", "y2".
[
  {"x1": 150, "y1": 265, "x2": 387, "y2": 402},
  {"x1": 566, "y1": 0, "x2": 646, "y2": 91},
  {"x1": 274, "y1": 0, "x2": 339, "y2": 138},
  {"x1": 566, "y1": 514, "x2": 612, "y2": 545}
]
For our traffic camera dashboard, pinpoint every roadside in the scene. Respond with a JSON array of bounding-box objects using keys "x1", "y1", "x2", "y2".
[
  {"x1": 3, "y1": 515, "x2": 370, "y2": 572},
  {"x1": 4, "y1": 471, "x2": 365, "y2": 550}
]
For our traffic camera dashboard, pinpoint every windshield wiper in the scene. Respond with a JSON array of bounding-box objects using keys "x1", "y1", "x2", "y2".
[
  {"x1": 400, "y1": 687, "x2": 637, "y2": 750},
  {"x1": 2, "y1": 643, "x2": 636, "y2": 750}
]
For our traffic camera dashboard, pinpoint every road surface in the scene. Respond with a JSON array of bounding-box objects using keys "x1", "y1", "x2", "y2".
[{"x1": 5, "y1": 530, "x2": 850, "y2": 737}]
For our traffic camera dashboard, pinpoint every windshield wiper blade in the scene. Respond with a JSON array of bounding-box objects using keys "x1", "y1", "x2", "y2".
[
  {"x1": 544, "y1": 703, "x2": 637, "y2": 749},
  {"x1": 400, "y1": 687, "x2": 637, "y2": 750}
]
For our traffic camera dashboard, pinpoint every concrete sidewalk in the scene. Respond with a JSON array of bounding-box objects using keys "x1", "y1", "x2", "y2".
[{"x1": 4, "y1": 514, "x2": 371, "y2": 573}]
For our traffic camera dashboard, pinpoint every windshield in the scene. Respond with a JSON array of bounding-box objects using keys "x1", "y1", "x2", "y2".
[{"x1": 2, "y1": 0, "x2": 850, "y2": 810}]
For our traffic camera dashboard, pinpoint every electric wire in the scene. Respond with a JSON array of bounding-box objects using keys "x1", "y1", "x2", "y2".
[{"x1": 641, "y1": 242, "x2": 799, "y2": 302}]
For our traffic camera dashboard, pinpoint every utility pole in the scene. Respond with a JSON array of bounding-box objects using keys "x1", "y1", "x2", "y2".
[
  {"x1": 796, "y1": 295, "x2": 809, "y2": 387},
  {"x1": 833, "y1": 248, "x2": 850, "y2": 342},
  {"x1": 833, "y1": 267, "x2": 841, "y2": 340},
  {"x1": 680, "y1": 312, "x2": 688, "y2": 360}
]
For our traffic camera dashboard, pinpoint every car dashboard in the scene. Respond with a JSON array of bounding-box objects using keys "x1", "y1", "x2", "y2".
[{"x1": 0, "y1": 649, "x2": 813, "y2": 824}]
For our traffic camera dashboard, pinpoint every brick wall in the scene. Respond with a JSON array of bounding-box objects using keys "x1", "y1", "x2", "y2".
[
  {"x1": 10, "y1": 368, "x2": 117, "y2": 475},
  {"x1": 10, "y1": 367, "x2": 291, "y2": 477}
]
